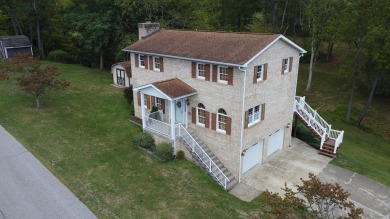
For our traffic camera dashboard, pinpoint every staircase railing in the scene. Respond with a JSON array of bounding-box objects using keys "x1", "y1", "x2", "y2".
[{"x1": 175, "y1": 123, "x2": 230, "y2": 189}]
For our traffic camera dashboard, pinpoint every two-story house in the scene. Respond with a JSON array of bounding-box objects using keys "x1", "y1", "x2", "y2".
[{"x1": 123, "y1": 21, "x2": 307, "y2": 190}]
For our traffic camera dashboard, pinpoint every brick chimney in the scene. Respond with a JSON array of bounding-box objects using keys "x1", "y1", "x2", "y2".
[{"x1": 138, "y1": 20, "x2": 160, "y2": 40}]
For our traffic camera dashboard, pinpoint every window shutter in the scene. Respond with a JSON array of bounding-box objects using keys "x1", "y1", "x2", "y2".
[
  {"x1": 264, "y1": 63, "x2": 268, "y2": 80},
  {"x1": 191, "y1": 62, "x2": 196, "y2": 78},
  {"x1": 226, "y1": 117, "x2": 232, "y2": 136},
  {"x1": 146, "y1": 95, "x2": 150, "y2": 109},
  {"x1": 212, "y1": 65, "x2": 218, "y2": 82},
  {"x1": 244, "y1": 111, "x2": 248, "y2": 129},
  {"x1": 145, "y1": 55, "x2": 149, "y2": 69},
  {"x1": 205, "y1": 111, "x2": 210, "y2": 129},
  {"x1": 289, "y1": 57, "x2": 293, "y2": 72},
  {"x1": 261, "y1": 103, "x2": 265, "y2": 121},
  {"x1": 253, "y1": 66, "x2": 257, "y2": 84},
  {"x1": 192, "y1": 107, "x2": 196, "y2": 124},
  {"x1": 161, "y1": 99, "x2": 165, "y2": 113},
  {"x1": 137, "y1": 92, "x2": 141, "y2": 106},
  {"x1": 151, "y1": 96, "x2": 155, "y2": 107},
  {"x1": 205, "y1": 64, "x2": 210, "y2": 81},
  {"x1": 211, "y1": 113, "x2": 216, "y2": 130},
  {"x1": 149, "y1": 56, "x2": 153, "y2": 70},
  {"x1": 159, "y1": 57, "x2": 164, "y2": 72},
  {"x1": 227, "y1": 67, "x2": 233, "y2": 85},
  {"x1": 281, "y1": 59, "x2": 284, "y2": 74},
  {"x1": 135, "y1": 54, "x2": 139, "y2": 67}
]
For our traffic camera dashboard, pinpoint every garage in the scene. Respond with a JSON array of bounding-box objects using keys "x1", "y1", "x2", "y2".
[
  {"x1": 267, "y1": 129, "x2": 284, "y2": 156},
  {"x1": 243, "y1": 141, "x2": 263, "y2": 173}
]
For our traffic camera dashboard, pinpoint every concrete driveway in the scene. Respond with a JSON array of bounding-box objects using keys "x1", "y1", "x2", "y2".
[
  {"x1": 230, "y1": 138, "x2": 390, "y2": 218},
  {"x1": 0, "y1": 125, "x2": 96, "y2": 219}
]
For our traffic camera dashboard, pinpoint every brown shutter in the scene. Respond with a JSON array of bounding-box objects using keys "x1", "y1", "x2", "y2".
[
  {"x1": 191, "y1": 62, "x2": 196, "y2": 78},
  {"x1": 146, "y1": 95, "x2": 150, "y2": 109},
  {"x1": 289, "y1": 57, "x2": 293, "y2": 72},
  {"x1": 227, "y1": 67, "x2": 233, "y2": 85},
  {"x1": 135, "y1": 54, "x2": 139, "y2": 67},
  {"x1": 192, "y1": 107, "x2": 196, "y2": 124},
  {"x1": 137, "y1": 92, "x2": 141, "y2": 106},
  {"x1": 151, "y1": 96, "x2": 155, "y2": 107},
  {"x1": 161, "y1": 99, "x2": 165, "y2": 113},
  {"x1": 149, "y1": 56, "x2": 153, "y2": 70},
  {"x1": 281, "y1": 59, "x2": 285, "y2": 74},
  {"x1": 145, "y1": 55, "x2": 149, "y2": 69},
  {"x1": 263, "y1": 63, "x2": 268, "y2": 80},
  {"x1": 160, "y1": 57, "x2": 164, "y2": 72},
  {"x1": 253, "y1": 66, "x2": 257, "y2": 83},
  {"x1": 244, "y1": 111, "x2": 248, "y2": 129},
  {"x1": 212, "y1": 65, "x2": 218, "y2": 82},
  {"x1": 261, "y1": 103, "x2": 265, "y2": 121},
  {"x1": 205, "y1": 64, "x2": 210, "y2": 81},
  {"x1": 226, "y1": 117, "x2": 232, "y2": 136},
  {"x1": 211, "y1": 113, "x2": 216, "y2": 130},
  {"x1": 205, "y1": 111, "x2": 210, "y2": 129}
]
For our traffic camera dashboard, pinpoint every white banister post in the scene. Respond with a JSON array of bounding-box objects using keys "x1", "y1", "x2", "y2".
[
  {"x1": 209, "y1": 159, "x2": 212, "y2": 172},
  {"x1": 140, "y1": 91, "x2": 146, "y2": 128},
  {"x1": 328, "y1": 125, "x2": 332, "y2": 135},
  {"x1": 170, "y1": 100, "x2": 176, "y2": 153}
]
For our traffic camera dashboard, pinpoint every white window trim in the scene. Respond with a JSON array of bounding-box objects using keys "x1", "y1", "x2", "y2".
[
  {"x1": 143, "y1": 95, "x2": 148, "y2": 109},
  {"x1": 256, "y1": 64, "x2": 264, "y2": 82},
  {"x1": 197, "y1": 106, "x2": 206, "y2": 127},
  {"x1": 218, "y1": 65, "x2": 228, "y2": 84},
  {"x1": 139, "y1": 54, "x2": 145, "y2": 69},
  {"x1": 248, "y1": 105, "x2": 261, "y2": 127},
  {"x1": 153, "y1": 56, "x2": 160, "y2": 71},
  {"x1": 196, "y1": 63, "x2": 206, "y2": 80},
  {"x1": 217, "y1": 112, "x2": 227, "y2": 134},
  {"x1": 283, "y1": 58, "x2": 289, "y2": 74}
]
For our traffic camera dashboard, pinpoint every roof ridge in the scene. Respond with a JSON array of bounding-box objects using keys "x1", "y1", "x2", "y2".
[{"x1": 162, "y1": 28, "x2": 278, "y2": 36}]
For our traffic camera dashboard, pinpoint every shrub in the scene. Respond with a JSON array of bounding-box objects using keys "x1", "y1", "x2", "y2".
[
  {"x1": 295, "y1": 123, "x2": 320, "y2": 149},
  {"x1": 129, "y1": 100, "x2": 135, "y2": 116},
  {"x1": 155, "y1": 143, "x2": 174, "y2": 162},
  {"x1": 47, "y1": 50, "x2": 75, "y2": 63},
  {"x1": 133, "y1": 132, "x2": 155, "y2": 149},
  {"x1": 123, "y1": 86, "x2": 133, "y2": 104},
  {"x1": 176, "y1": 150, "x2": 185, "y2": 160}
]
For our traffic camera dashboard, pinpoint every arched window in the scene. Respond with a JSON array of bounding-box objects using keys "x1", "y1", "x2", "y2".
[
  {"x1": 217, "y1": 108, "x2": 227, "y2": 132},
  {"x1": 197, "y1": 103, "x2": 206, "y2": 126}
]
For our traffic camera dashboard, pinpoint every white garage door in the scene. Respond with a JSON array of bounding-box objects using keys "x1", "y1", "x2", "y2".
[
  {"x1": 243, "y1": 141, "x2": 263, "y2": 173},
  {"x1": 267, "y1": 129, "x2": 284, "y2": 156}
]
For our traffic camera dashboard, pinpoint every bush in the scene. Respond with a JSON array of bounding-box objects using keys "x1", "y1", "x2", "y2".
[
  {"x1": 295, "y1": 123, "x2": 320, "y2": 149},
  {"x1": 176, "y1": 150, "x2": 185, "y2": 160},
  {"x1": 123, "y1": 86, "x2": 133, "y2": 104},
  {"x1": 133, "y1": 132, "x2": 155, "y2": 149},
  {"x1": 129, "y1": 100, "x2": 135, "y2": 116},
  {"x1": 155, "y1": 143, "x2": 174, "y2": 162},
  {"x1": 47, "y1": 50, "x2": 75, "y2": 63}
]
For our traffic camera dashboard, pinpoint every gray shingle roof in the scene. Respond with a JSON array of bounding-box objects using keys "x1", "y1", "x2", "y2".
[{"x1": 0, "y1": 35, "x2": 31, "y2": 48}]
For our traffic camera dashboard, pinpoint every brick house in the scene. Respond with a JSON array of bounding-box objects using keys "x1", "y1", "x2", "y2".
[{"x1": 123, "y1": 21, "x2": 307, "y2": 190}]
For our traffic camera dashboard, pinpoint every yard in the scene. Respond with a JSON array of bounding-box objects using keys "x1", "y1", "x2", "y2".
[{"x1": 0, "y1": 60, "x2": 389, "y2": 218}]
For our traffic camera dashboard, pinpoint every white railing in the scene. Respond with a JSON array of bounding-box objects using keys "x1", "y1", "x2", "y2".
[
  {"x1": 294, "y1": 96, "x2": 344, "y2": 153},
  {"x1": 146, "y1": 110, "x2": 163, "y2": 121},
  {"x1": 144, "y1": 116, "x2": 171, "y2": 138},
  {"x1": 176, "y1": 123, "x2": 230, "y2": 190}
]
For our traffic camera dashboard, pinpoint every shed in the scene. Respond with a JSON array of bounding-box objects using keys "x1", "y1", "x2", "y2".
[
  {"x1": 111, "y1": 61, "x2": 132, "y2": 87},
  {"x1": 0, "y1": 35, "x2": 33, "y2": 59}
]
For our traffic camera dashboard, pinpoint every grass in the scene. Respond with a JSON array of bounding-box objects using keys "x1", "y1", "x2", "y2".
[{"x1": 0, "y1": 62, "x2": 260, "y2": 218}]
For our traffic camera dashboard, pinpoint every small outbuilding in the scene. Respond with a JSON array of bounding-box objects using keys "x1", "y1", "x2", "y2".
[
  {"x1": 111, "y1": 61, "x2": 132, "y2": 87},
  {"x1": 0, "y1": 35, "x2": 33, "y2": 59}
]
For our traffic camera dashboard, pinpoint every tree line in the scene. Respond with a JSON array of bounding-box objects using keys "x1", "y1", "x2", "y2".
[{"x1": 0, "y1": 0, "x2": 389, "y2": 126}]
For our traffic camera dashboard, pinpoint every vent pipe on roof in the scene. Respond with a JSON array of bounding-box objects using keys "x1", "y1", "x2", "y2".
[{"x1": 138, "y1": 20, "x2": 160, "y2": 40}]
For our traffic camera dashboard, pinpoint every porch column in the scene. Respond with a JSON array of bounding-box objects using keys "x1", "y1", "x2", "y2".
[
  {"x1": 170, "y1": 100, "x2": 176, "y2": 152},
  {"x1": 140, "y1": 91, "x2": 146, "y2": 128}
]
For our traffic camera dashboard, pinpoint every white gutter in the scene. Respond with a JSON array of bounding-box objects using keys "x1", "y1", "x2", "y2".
[
  {"x1": 122, "y1": 49, "x2": 245, "y2": 68},
  {"x1": 290, "y1": 53, "x2": 305, "y2": 146},
  {"x1": 238, "y1": 66, "x2": 247, "y2": 182}
]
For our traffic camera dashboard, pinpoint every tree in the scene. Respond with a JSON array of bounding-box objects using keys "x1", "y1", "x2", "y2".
[
  {"x1": 259, "y1": 173, "x2": 364, "y2": 219},
  {"x1": 0, "y1": 55, "x2": 70, "y2": 108}
]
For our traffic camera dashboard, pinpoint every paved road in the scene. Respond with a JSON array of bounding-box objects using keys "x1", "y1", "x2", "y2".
[{"x1": 0, "y1": 125, "x2": 97, "y2": 219}]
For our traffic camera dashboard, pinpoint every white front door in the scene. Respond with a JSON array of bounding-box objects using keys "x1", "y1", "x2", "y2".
[
  {"x1": 243, "y1": 141, "x2": 263, "y2": 173},
  {"x1": 175, "y1": 99, "x2": 184, "y2": 123},
  {"x1": 267, "y1": 129, "x2": 284, "y2": 156}
]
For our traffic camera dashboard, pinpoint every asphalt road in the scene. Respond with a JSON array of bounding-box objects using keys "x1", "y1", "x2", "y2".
[{"x1": 0, "y1": 125, "x2": 96, "y2": 219}]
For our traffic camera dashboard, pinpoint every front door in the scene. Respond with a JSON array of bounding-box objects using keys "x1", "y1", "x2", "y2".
[{"x1": 175, "y1": 99, "x2": 184, "y2": 124}]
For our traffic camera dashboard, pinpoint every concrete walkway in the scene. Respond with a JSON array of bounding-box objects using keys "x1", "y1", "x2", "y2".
[{"x1": 0, "y1": 125, "x2": 96, "y2": 219}]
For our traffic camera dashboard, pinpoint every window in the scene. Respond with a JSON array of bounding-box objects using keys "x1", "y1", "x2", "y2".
[
  {"x1": 217, "y1": 108, "x2": 227, "y2": 133},
  {"x1": 197, "y1": 63, "x2": 205, "y2": 79},
  {"x1": 256, "y1": 65, "x2": 264, "y2": 81},
  {"x1": 283, "y1": 58, "x2": 289, "y2": 73},
  {"x1": 156, "y1": 97, "x2": 162, "y2": 110},
  {"x1": 143, "y1": 95, "x2": 148, "y2": 109},
  {"x1": 153, "y1": 57, "x2": 160, "y2": 71},
  {"x1": 248, "y1": 105, "x2": 260, "y2": 126},
  {"x1": 218, "y1": 66, "x2": 228, "y2": 83},
  {"x1": 139, "y1": 55, "x2": 145, "y2": 68},
  {"x1": 197, "y1": 103, "x2": 206, "y2": 126}
]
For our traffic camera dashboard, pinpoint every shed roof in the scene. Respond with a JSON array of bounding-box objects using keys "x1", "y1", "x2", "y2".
[{"x1": 0, "y1": 35, "x2": 31, "y2": 48}]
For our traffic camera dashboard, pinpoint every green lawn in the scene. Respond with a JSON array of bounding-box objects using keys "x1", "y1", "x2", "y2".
[{"x1": 0, "y1": 62, "x2": 260, "y2": 218}]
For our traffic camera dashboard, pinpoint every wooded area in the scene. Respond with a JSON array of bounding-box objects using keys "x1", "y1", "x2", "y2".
[{"x1": 0, "y1": 0, "x2": 389, "y2": 127}]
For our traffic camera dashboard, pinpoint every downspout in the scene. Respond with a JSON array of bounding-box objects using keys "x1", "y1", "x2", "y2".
[
  {"x1": 290, "y1": 53, "x2": 304, "y2": 147},
  {"x1": 238, "y1": 66, "x2": 247, "y2": 182}
]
